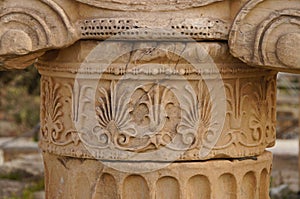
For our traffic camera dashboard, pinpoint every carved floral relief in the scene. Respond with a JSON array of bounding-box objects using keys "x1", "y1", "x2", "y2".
[
  {"x1": 37, "y1": 41, "x2": 277, "y2": 160},
  {"x1": 40, "y1": 76, "x2": 80, "y2": 147},
  {"x1": 39, "y1": 70, "x2": 277, "y2": 160}
]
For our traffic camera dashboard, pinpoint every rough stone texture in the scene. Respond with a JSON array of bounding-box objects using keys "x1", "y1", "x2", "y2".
[
  {"x1": 36, "y1": 41, "x2": 277, "y2": 162},
  {"x1": 43, "y1": 151, "x2": 272, "y2": 199},
  {"x1": 0, "y1": 0, "x2": 298, "y2": 198},
  {"x1": 0, "y1": 0, "x2": 248, "y2": 70},
  {"x1": 229, "y1": 0, "x2": 300, "y2": 72},
  {"x1": 1, "y1": 0, "x2": 297, "y2": 72}
]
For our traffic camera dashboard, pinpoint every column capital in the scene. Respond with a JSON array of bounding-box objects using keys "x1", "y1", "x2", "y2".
[{"x1": 0, "y1": 0, "x2": 249, "y2": 70}]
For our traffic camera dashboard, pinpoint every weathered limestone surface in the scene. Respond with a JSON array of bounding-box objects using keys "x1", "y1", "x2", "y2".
[
  {"x1": 1, "y1": 0, "x2": 298, "y2": 71},
  {"x1": 1, "y1": 0, "x2": 299, "y2": 198},
  {"x1": 44, "y1": 151, "x2": 272, "y2": 199},
  {"x1": 37, "y1": 41, "x2": 277, "y2": 161},
  {"x1": 0, "y1": 0, "x2": 248, "y2": 70},
  {"x1": 229, "y1": 0, "x2": 300, "y2": 72}
]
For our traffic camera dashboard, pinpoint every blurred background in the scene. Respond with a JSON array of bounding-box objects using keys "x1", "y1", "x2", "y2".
[
  {"x1": 0, "y1": 67, "x2": 299, "y2": 199},
  {"x1": 0, "y1": 66, "x2": 43, "y2": 199}
]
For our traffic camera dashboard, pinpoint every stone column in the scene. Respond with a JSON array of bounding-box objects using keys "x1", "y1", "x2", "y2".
[
  {"x1": 36, "y1": 40, "x2": 275, "y2": 199},
  {"x1": 0, "y1": 0, "x2": 299, "y2": 198}
]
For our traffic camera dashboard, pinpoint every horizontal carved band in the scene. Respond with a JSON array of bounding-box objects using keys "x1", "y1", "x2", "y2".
[
  {"x1": 0, "y1": 0, "x2": 231, "y2": 70},
  {"x1": 79, "y1": 18, "x2": 229, "y2": 41},
  {"x1": 44, "y1": 151, "x2": 272, "y2": 199},
  {"x1": 2, "y1": 0, "x2": 298, "y2": 74},
  {"x1": 229, "y1": 0, "x2": 300, "y2": 72},
  {"x1": 37, "y1": 41, "x2": 277, "y2": 161}
]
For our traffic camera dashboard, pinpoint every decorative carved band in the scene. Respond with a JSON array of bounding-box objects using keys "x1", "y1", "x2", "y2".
[
  {"x1": 37, "y1": 41, "x2": 277, "y2": 161},
  {"x1": 79, "y1": 18, "x2": 229, "y2": 41},
  {"x1": 229, "y1": 0, "x2": 300, "y2": 72},
  {"x1": 44, "y1": 151, "x2": 272, "y2": 199}
]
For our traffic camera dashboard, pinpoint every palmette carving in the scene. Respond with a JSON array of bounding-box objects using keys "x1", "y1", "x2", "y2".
[
  {"x1": 225, "y1": 79, "x2": 250, "y2": 129},
  {"x1": 92, "y1": 82, "x2": 176, "y2": 152},
  {"x1": 40, "y1": 77, "x2": 80, "y2": 147},
  {"x1": 210, "y1": 78, "x2": 251, "y2": 151},
  {"x1": 0, "y1": 0, "x2": 286, "y2": 196},
  {"x1": 37, "y1": 41, "x2": 277, "y2": 160},
  {"x1": 211, "y1": 76, "x2": 276, "y2": 153},
  {"x1": 76, "y1": 79, "x2": 193, "y2": 155},
  {"x1": 247, "y1": 76, "x2": 276, "y2": 147},
  {"x1": 177, "y1": 80, "x2": 212, "y2": 149},
  {"x1": 39, "y1": 72, "x2": 276, "y2": 160},
  {"x1": 234, "y1": 76, "x2": 276, "y2": 148}
]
